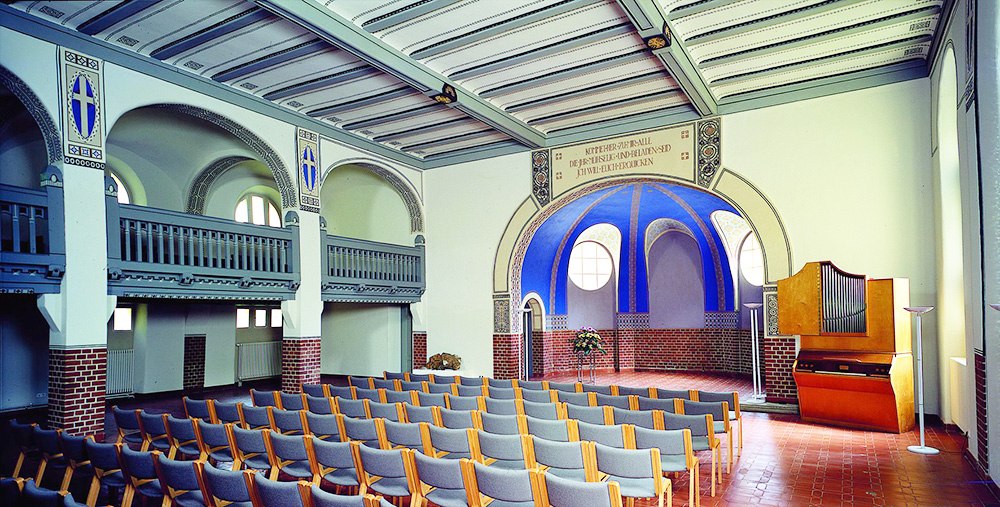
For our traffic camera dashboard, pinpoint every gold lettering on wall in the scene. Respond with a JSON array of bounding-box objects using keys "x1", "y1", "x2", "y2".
[{"x1": 550, "y1": 123, "x2": 696, "y2": 198}]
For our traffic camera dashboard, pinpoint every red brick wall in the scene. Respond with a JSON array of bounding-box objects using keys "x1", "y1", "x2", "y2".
[
  {"x1": 183, "y1": 335, "x2": 206, "y2": 391},
  {"x1": 281, "y1": 337, "x2": 321, "y2": 393},
  {"x1": 413, "y1": 332, "x2": 427, "y2": 369},
  {"x1": 975, "y1": 349, "x2": 988, "y2": 474},
  {"x1": 493, "y1": 333, "x2": 522, "y2": 380},
  {"x1": 48, "y1": 347, "x2": 107, "y2": 437},
  {"x1": 764, "y1": 335, "x2": 798, "y2": 403}
]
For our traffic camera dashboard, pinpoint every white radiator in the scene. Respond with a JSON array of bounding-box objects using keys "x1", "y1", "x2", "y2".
[
  {"x1": 237, "y1": 341, "x2": 282, "y2": 382},
  {"x1": 106, "y1": 349, "x2": 134, "y2": 398}
]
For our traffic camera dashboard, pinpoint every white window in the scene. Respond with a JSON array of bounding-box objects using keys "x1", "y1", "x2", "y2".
[
  {"x1": 255, "y1": 309, "x2": 267, "y2": 327},
  {"x1": 113, "y1": 307, "x2": 132, "y2": 331},
  {"x1": 235, "y1": 193, "x2": 281, "y2": 227},
  {"x1": 568, "y1": 241, "x2": 614, "y2": 291},
  {"x1": 236, "y1": 308, "x2": 250, "y2": 328},
  {"x1": 110, "y1": 173, "x2": 130, "y2": 205},
  {"x1": 271, "y1": 308, "x2": 282, "y2": 328},
  {"x1": 739, "y1": 233, "x2": 765, "y2": 287}
]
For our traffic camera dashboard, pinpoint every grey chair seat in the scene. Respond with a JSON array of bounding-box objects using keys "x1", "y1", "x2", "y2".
[
  {"x1": 543, "y1": 467, "x2": 587, "y2": 482},
  {"x1": 608, "y1": 477, "x2": 655, "y2": 499},
  {"x1": 173, "y1": 491, "x2": 208, "y2": 507},
  {"x1": 487, "y1": 459, "x2": 525, "y2": 470},
  {"x1": 660, "y1": 454, "x2": 688, "y2": 473},
  {"x1": 243, "y1": 455, "x2": 270, "y2": 471},
  {"x1": 425, "y1": 486, "x2": 469, "y2": 507},
  {"x1": 323, "y1": 467, "x2": 360, "y2": 487},
  {"x1": 368, "y1": 476, "x2": 411, "y2": 498},
  {"x1": 690, "y1": 436, "x2": 712, "y2": 452},
  {"x1": 280, "y1": 461, "x2": 314, "y2": 479},
  {"x1": 176, "y1": 443, "x2": 202, "y2": 456},
  {"x1": 100, "y1": 471, "x2": 127, "y2": 489}
]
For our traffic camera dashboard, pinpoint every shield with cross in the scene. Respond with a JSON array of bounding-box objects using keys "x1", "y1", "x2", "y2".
[
  {"x1": 69, "y1": 73, "x2": 98, "y2": 140},
  {"x1": 301, "y1": 145, "x2": 318, "y2": 194}
]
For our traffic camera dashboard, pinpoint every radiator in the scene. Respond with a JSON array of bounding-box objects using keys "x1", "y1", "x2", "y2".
[
  {"x1": 237, "y1": 341, "x2": 282, "y2": 382},
  {"x1": 106, "y1": 349, "x2": 135, "y2": 398}
]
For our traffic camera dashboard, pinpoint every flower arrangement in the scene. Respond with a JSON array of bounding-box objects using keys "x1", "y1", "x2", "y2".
[
  {"x1": 425, "y1": 352, "x2": 462, "y2": 370},
  {"x1": 570, "y1": 327, "x2": 606, "y2": 355}
]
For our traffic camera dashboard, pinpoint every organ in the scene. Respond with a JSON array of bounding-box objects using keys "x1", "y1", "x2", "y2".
[{"x1": 778, "y1": 261, "x2": 914, "y2": 433}]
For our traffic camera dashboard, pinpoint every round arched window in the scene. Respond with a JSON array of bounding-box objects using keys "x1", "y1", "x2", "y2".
[
  {"x1": 568, "y1": 241, "x2": 614, "y2": 291},
  {"x1": 110, "y1": 173, "x2": 130, "y2": 204},
  {"x1": 739, "y1": 233, "x2": 764, "y2": 286},
  {"x1": 235, "y1": 193, "x2": 281, "y2": 227}
]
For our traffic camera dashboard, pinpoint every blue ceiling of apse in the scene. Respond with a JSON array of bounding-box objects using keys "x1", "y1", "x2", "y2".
[{"x1": 521, "y1": 181, "x2": 740, "y2": 315}]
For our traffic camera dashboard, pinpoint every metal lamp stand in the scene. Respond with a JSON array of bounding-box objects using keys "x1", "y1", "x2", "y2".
[
  {"x1": 905, "y1": 306, "x2": 938, "y2": 455},
  {"x1": 744, "y1": 303, "x2": 764, "y2": 402}
]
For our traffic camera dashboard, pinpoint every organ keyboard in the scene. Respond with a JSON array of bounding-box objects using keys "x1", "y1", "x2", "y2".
[{"x1": 778, "y1": 261, "x2": 914, "y2": 433}]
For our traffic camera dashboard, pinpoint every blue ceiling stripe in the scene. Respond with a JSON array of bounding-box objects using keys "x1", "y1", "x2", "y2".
[
  {"x1": 150, "y1": 8, "x2": 272, "y2": 61},
  {"x1": 77, "y1": 0, "x2": 157, "y2": 36},
  {"x1": 211, "y1": 39, "x2": 329, "y2": 82}
]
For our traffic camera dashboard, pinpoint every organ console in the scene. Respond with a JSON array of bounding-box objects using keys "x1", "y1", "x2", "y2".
[{"x1": 778, "y1": 261, "x2": 915, "y2": 433}]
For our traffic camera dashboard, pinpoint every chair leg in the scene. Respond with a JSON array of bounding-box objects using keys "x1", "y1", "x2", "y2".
[
  {"x1": 122, "y1": 485, "x2": 136, "y2": 507},
  {"x1": 711, "y1": 449, "x2": 717, "y2": 497},
  {"x1": 36, "y1": 457, "x2": 48, "y2": 485},
  {"x1": 727, "y1": 433, "x2": 733, "y2": 474},
  {"x1": 167, "y1": 447, "x2": 177, "y2": 460},
  {"x1": 688, "y1": 467, "x2": 695, "y2": 507},
  {"x1": 60, "y1": 464, "x2": 75, "y2": 491},
  {"x1": 86, "y1": 475, "x2": 101, "y2": 506},
  {"x1": 626, "y1": 497, "x2": 634, "y2": 507},
  {"x1": 737, "y1": 418, "x2": 743, "y2": 457},
  {"x1": 13, "y1": 451, "x2": 25, "y2": 478}
]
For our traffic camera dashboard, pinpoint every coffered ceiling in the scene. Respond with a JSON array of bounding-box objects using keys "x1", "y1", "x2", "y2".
[{"x1": 4, "y1": 0, "x2": 949, "y2": 168}]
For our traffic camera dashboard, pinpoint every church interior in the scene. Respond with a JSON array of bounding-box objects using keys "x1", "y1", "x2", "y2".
[{"x1": 1, "y1": 0, "x2": 998, "y2": 505}]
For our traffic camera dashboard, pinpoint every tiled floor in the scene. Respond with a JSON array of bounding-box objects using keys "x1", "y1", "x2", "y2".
[{"x1": 93, "y1": 372, "x2": 999, "y2": 506}]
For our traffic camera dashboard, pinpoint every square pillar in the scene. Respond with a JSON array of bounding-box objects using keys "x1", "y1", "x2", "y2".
[
  {"x1": 492, "y1": 333, "x2": 522, "y2": 380},
  {"x1": 48, "y1": 347, "x2": 107, "y2": 437},
  {"x1": 412, "y1": 332, "x2": 427, "y2": 369},
  {"x1": 282, "y1": 337, "x2": 322, "y2": 393}
]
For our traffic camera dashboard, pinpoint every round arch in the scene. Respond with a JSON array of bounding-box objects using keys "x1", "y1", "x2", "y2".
[
  {"x1": 185, "y1": 155, "x2": 253, "y2": 214},
  {"x1": 321, "y1": 157, "x2": 424, "y2": 233},
  {"x1": 0, "y1": 64, "x2": 61, "y2": 164},
  {"x1": 493, "y1": 172, "x2": 790, "y2": 333}
]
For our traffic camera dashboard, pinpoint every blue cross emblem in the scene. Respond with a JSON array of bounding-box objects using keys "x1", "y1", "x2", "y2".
[
  {"x1": 301, "y1": 146, "x2": 317, "y2": 192},
  {"x1": 70, "y1": 74, "x2": 97, "y2": 139}
]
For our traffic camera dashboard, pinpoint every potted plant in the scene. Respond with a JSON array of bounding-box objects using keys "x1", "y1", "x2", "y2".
[{"x1": 570, "y1": 327, "x2": 606, "y2": 355}]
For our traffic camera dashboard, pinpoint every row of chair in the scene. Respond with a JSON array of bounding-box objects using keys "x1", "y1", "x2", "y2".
[{"x1": 0, "y1": 477, "x2": 87, "y2": 507}]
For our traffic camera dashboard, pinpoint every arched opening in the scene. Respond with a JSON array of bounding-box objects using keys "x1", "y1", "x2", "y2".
[
  {"x1": 0, "y1": 80, "x2": 48, "y2": 188},
  {"x1": 566, "y1": 239, "x2": 618, "y2": 331},
  {"x1": 934, "y1": 46, "x2": 967, "y2": 426},
  {"x1": 521, "y1": 294, "x2": 544, "y2": 379},
  {"x1": 647, "y1": 230, "x2": 705, "y2": 328},
  {"x1": 321, "y1": 163, "x2": 414, "y2": 245},
  {"x1": 736, "y1": 232, "x2": 765, "y2": 328}
]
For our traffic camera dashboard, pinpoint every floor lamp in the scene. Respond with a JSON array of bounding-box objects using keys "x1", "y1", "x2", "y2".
[
  {"x1": 744, "y1": 303, "x2": 764, "y2": 402},
  {"x1": 905, "y1": 306, "x2": 937, "y2": 455}
]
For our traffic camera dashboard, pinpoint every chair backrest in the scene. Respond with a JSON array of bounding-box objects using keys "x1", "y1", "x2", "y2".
[
  {"x1": 566, "y1": 404, "x2": 608, "y2": 425},
  {"x1": 302, "y1": 384, "x2": 327, "y2": 397},
  {"x1": 485, "y1": 386, "x2": 518, "y2": 399},
  {"x1": 266, "y1": 431, "x2": 310, "y2": 462},
  {"x1": 480, "y1": 413, "x2": 525, "y2": 435},
  {"x1": 381, "y1": 419, "x2": 424, "y2": 450},
  {"x1": 636, "y1": 396, "x2": 679, "y2": 412},
  {"x1": 212, "y1": 401, "x2": 242, "y2": 424},
  {"x1": 484, "y1": 397, "x2": 520, "y2": 416},
  {"x1": 661, "y1": 412, "x2": 714, "y2": 439},
  {"x1": 348, "y1": 376, "x2": 374, "y2": 389},
  {"x1": 153, "y1": 453, "x2": 204, "y2": 500},
  {"x1": 335, "y1": 397, "x2": 370, "y2": 419},
  {"x1": 0, "y1": 477, "x2": 22, "y2": 506},
  {"x1": 402, "y1": 403, "x2": 440, "y2": 425},
  {"x1": 383, "y1": 371, "x2": 407, "y2": 381},
  {"x1": 240, "y1": 404, "x2": 272, "y2": 430},
  {"x1": 250, "y1": 389, "x2": 279, "y2": 407},
  {"x1": 592, "y1": 443, "x2": 662, "y2": 495},
  {"x1": 64, "y1": 492, "x2": 89, "y2": 507},
  {"x1": 355, "y1": 388, "x2": 383, "y2": 403},
  {"x1": 84, "y1": 438, "x2": 121, "y2": 471},
  {"x1": 695, "y1": 390, "x2": 740, "y2": 415},
  {"x1": 280, "y1": 392, "x2": 306, "y2": 411},
  {"x1": 475, "y1": 431, "x2": 527, "y2": 465},
  {"x1": 253, "y1": 473, "x2": 307, "y2": 507},
  {"x1": 422, "y1": 424, "x2": 473, "y2": 458},
  {"x1": 202, "y1": 462, "x2": 254, "y2": 503},
  {"x1": 439, "y1": 408, "x2": 481, "y2": 430},
  {"x1": 183, "y1": 397, "x2": 213, "y2": 420},
  {"x1": 540, "y1": 470, "x2": 622, "y2": 507},
  {"x1": 615, "y1": 386, "x2": 653, "y2": 397},
  {"x1": 463, "y1": 460, "x2": 535, "y2": 505},
  {"x1": 120, "y1": 445, "x2": 157, "y2": 482},
  {"x1": 309, "y1": 484, "x2": 368, "y2": 507},
  {"x1": 196, "y1": 420, "x2": 233, "y2": 459},
  {"x1": 305, "y1": 412, "x2": 343, "y2": 441},
  {"x1": 521, "y1": 400, "x2": 561, "y2": 420},
  {"x1": 165, "y1": 414, "x2": 198, "y2": 446},
  {"x1": 611, "y1": 407, "x2": 660, "y2": 429},
  {"x1": 525, "y1": 417, "x2": 577, "y2": 442},
  {"x1": 382, "y1": 390, "x2": 414, "y2": 405},
  {"x1": 327, "y1": 385, "x2": 357, "y2": 400},
  {"x1": 341, "y1": 415, "x2": 380, "y2": 447},
  {"x1": 354, "y1": 442, "x2": 415, "y2": 493},
  {"x1": 424, "y1": 382, "x2": 454, "y2": 394},
  {"x1": 519, "y1": 389, "x2": 557, "y2": 403},
  {"x1": 515, "y1": 380, "x2": 547, "y2": 391},
  {"x1": 60, "y1": 433, "x2": 88, "y2": 462},
  {"x1": 577, "y1": 421, "x2": 628, "y2": 448},
  {"x1": 654, "y1": 388, "x2": 692, "y2": 400},
  {"x1": 367, "y1": 401, "x2": 404, "y2": 422},
  {"x1": 232, "y1": 426, "x2": 268, "y2": 455},
  {"x1": 487, "y1": 378, "x2": 514, "y2": 388},
  {"x1": 308, "y1": 437, "x2": 358, "y2": 477},
  {"x1": 398, "y1": 380, "x2": 425, "y2": 393},
  {"x1": 458, "y1": 376, "x2": 485, "y2": 386},
  {"x1": 371, "y1": 378, "x2": 397, "y2": 391},
  {"x1": 416, "y1": 392, "x2": 448, "y2": 408},
  {"x1": 680, "y1": 400, "x2": 729, "y2": 430},
  {"x1": 446, "y1": 395, "x2": 483, "y2": 411},
  {"x1": 270, "y1": 408, "x2": 305, "y2": 434},
  {"x1": 547, "y1": 382, "x2": 580, "y2": 393},
  {"x1": 112, "y1": 407, "x2": 141, "y2": 435},
  {"x1": 306, "y1": 395, "x2": 335, "y2": 414},
  {"x1": 408, "y1": 373, "x2": 433, "y2": 382},
  {"x1": 593, "y1": 393, "x2": 630, "y2": 409},
  {"x1": 528, "y1": 437, "x2": 591, "y2": 477},
  {"x1": 632, "y1": 426, "x2": 694, "y2": 471},
  {"x1": 432, "y1": 375, "x2": 458, "y2": 384},
  {"x1": 455, "y1": 384, "x2": 486, "y2": 397},
  {"x1": 581, "y1": 384, "x2": 613, "y2": 395},
  {"x1": 33, "y1": 425, "x2": 61, "y2": 454},
  {"x1": 22, "y1": 479, "x2": 63, "y2": 507},
  {"x1": 556, "y1": 391, "x2": 592, "y2": 407},
  {"x1": 412, "y1": 450, "x2": 464, "y2": 492}
]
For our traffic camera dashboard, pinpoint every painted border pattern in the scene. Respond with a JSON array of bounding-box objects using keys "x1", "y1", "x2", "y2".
[
  {"x1": 696, "y1": 118, "x2": 721, "y2": 187},
  {"x1": 531, "y1": 150, "x2": 551, "y2": 205},
  {"x1": 0, "y1": 65, "x2": 62, "y2": 164},
  {"x1": 186, "y1": 156, "x2": 252, "y2": 214}
]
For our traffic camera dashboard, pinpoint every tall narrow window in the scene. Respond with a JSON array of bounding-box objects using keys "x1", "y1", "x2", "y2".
[
  {"x1": 236, "y1": 308, "x2": 250, "y2": 328},
  {"x1": 113, "y1": 307, "x2": 132, "y2": 331},
  {"x1": 110, "y1": 173, "x2": 130, "y2": 204},
  {"x1": 235, "y1": 193, "x2": 281, "y2": 227},
  {"x1": 739, "y1": 234, "x2": 764, "y2": 286},
  {"x1": 271, "y1": 308, "x2": 283, "y2": 328}
]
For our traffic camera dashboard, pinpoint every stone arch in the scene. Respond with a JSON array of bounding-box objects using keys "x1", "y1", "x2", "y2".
[
  {"x1": 185, "y1": 155, "x2": 253, "y2": 214},
  {"x1": 494, "y1": 173, "x2": 790, "y2": 333},
  {"x1": 0, "y1": 64, "x2": 61, "y2": 164},
  {"x1": 141, "y1": 104, "x2": 296, "y2": 208},
  {"x1": 321, "y1": 157, "x2": 424, "y2": 233}
]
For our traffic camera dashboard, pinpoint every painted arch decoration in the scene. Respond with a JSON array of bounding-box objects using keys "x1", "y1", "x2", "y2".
[{"x1": 0, "y1": 64, "x2": 62, "y2": 165}]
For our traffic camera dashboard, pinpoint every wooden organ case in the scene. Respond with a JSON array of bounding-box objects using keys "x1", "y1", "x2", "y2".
[{"x1": 778, "y1": 261, "x2": 915, "y2": 433}]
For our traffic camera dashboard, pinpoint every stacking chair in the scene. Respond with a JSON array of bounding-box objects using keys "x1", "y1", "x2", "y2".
[
  {"x1": 306, "y1": 394, "x2": 336, "y2": 414},
  {"x1": 138, "y1": 412, "x2": 173, "y2": 454},
  {"x1": 269, "y1": 407, "x2": 306, "y2": 435},
  {"x1": 304, "y1": 412, "x2": 343, "y2": 441},
  {"x1": 483, "y1": 397, "x2": 520, "y2": 416},
  {"x1": 230, "y1": 426, "x2": 271, "y2": 472},
  {"x1": 515, "y1": 380, "x2": 548, "y2": 391},
  {"x1": 380, "y1": 419, "x2": 425, "y2": 451},
  {"x1": 483, "y1": 386, "x2": 517, "y2": 400},
  {"x1": 526, "y1": 438, "x2": 594, "y2": 482},
  {"x1": 303, "y1": 384, "x2": 328, "y2": 398},
  {"x1": 348, "y1": 376, "x2": 374, "y2": 389},
  {"x1": 556, "y1": 391, "x2": 592, "y2": 407},
  {"x1": 113, "y1": 407, "x2": 144, "y2": 448},
  {"x1": 64, "y1": 492, "x2": 89, "y2": 507},
  {"x1": 398, "y1": 380, "x2": 426, "y2": 393},
  {"x1": 0, "y1": 477, "x2": 23, "y2": 505},
  {"x1": 407, "y1": 373, "x2": 433, "y2": 383},
  {"x1": 439, "y1": 408, "x2": 482, "y2": 430},
  {"x1": 582, "y1": 384, "x2": 614, "y2": 395},
  {"x1": 367, "y1": 401, "x2": 405, "y2": 422},
  {"x1": 425, "y1": 382, "x2": 455, "y2": 395},
  {"x1": 519, "y1": 389, "x2": 557, "y2": 403},
  {"x1": 633, "y1": 426, "x2": 698, "y2": 507},
  {"x1": 538, "y1": 470, "x2": 623, "y2": 507},
  {"x1": 165, "y1": 414, "x2": 204, "y2": 459},
  {"x1": 402, "y1": 404, "x2": 440, "y2": 426},
  {"x1": 473, "y1": 432, "x2": 529, "y2": 469},
  {"x1": 694, "y1": 391, "x2": 742, "y2": 456},
  {"x1": 310, "y1": 484, "x2": 383, "y2": 507},
  {"x1": 548, "y1": 382, "x2": 580, "y2": 393},
  {"x1": 328, "y1": 386, "x2": 358, "y2": 400},
  {"x1": 612, "y1": 407, "x2": 661, "y2": 430},
  {"x1": 455, "y1": 384, "x2": 487, "y2": 397},
  {"x1": 525, "y1": 417, "x2": 578, "y2": 442},
  {"x1": 420, "y1": 424, "x2": 475, "y2": 460},
  {"x1": 577, "y1": 421, "x2": 629, "y2": 449},
  {"x1": 352, "y1": 442, "x2": 418, "y2": 504},
  {"x1": 382, "y1": 390, "x2": 415, "y2": 405},
  {"x1": 566, "y1": 404, "x2": 609, "y2": 425},
  {"x1": 119, "y1": 447, "x2": 163, "y2": 507},
  {"x1": 411, "y1": 450, "x2": 468, "y2": 507},
  {"x1": 616, "y1": 386, "x2": 654, "y2": 398},
  {"x1": 461, "y1": 459, "x2": 537, "y2": 507},
  {"x1": 486, "y1": 378, "x2": 514, "y2": 388},
  {"x1": 340, "y1": 415, "x2": 381, "y2": 448},
  {"x1": 212, "y1": 401, "x2": 244, "y2": 426},
  {"x1": 84, "y1": 439, "x2": 127, "y2": 506},
  {"x1": 183, "y1": 397, "x2": 214, "y2": 421},
  {"x1": 371, "y1": 378, "x2": 397, "y2": 391},
  {"x1": 653, "y1": 389, "x2": 692, "y2": 400},
  {"x1": 279, "y1": 392, "x2": 306, "y2": 411},
  {"x1": 662, "y1": 412, "x2": 719, "y2": 496},
  {"x1": 10, "y1": 419, "x2": 38, "y2": 478},
  {"x1": 196, "y1": 420, "x2": 234, "y2": 465},
  {"x1": 680, "y1": 400, "x2": 732, "y2": 474},
  {"x1": 415, "y1": 392, "x2": 448, "y2": 408},
  {"x1": 383, "y1": 371, "x2": 407, "y2": 381},
  {"x1": 307, "y1": 437, "x2": 360, "y2": 494},
  {"x1": 57, "y1": 433, "x2": 91, "y2": 491},
  {"x1": 432, "y1": 375, "x2": 458, "y2": 384},
  {"x1": 32, "y1": 425, "x2": 66, "y2": 487},
  {"x1": 594, "y1": 393, "x2": 631, "y2": 409},
  {"x1": 637, "y1": 397, "x2": 681, "y2": 413},
  {"x1": 479, "y1": 413, "x2": 526, "y2": 435},
  {"x1": 21, "y1": 479, "x2": 68, "y2": 507},
  {"x1": 240, "y1": 405, "x2": 273, "y2": 431},
  {"x1": 263, "y1": 432, "x2": 313, "y2": 481},
  {"x1": 335, "y1": 397, "x2": 370, "y2": 419},
  {"x1": 593, "y1": 443, "x2": 669, "y2": 507},
  {"x1": 521, "y1": 400, "x2": 562, "y2": 420},
  {"x1": 251, "y1": 474, "x2": 308, "y2": 507},
  {"x1": 202, "y1": 462, "x2": 256, "y2": 506},
  {"x1": 446, "y1": 395, "x2": 483, "y2": 411},
  {"x1": 458, "y1": 376, "x2": 484, "y2": 387},
  {"x1": 250, "y1": 389, "x2": 280, "y2": 408},
  {"x1": 355, "y1": 388, "x2": 383, "y2": 404},
  {"x1": 152, "y1": 453, "x2": 209, "y2": 506}
]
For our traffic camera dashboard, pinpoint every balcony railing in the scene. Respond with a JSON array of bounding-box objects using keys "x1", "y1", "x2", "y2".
[
  {"x1": 106, "y1": 179, "x2": 299, "y2": 300},
  {"x1": 322, "y1": 234, "x2": 425, "y2": 303},
  {"x1": 0, "y1": 167, "x2": 65, "y2": 293}
]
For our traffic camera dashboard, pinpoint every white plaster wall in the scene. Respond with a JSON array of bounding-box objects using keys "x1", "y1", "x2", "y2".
[
  {"x1": 186, "y1": 304, "x2": 239, "y2": 388},
  {"x1": 321, "y1": 164, "x2": 413, "y2": 245},
  {"x1": 321, "y1": 303, "x2": 402, "y2": 376},
  {"x1": 0, "y1": 28, "x2": 59, "y2": 128}
]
